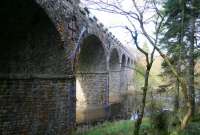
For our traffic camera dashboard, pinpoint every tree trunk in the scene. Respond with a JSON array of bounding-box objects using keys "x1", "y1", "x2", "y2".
[
  {"x1": 158, "y1": 54, "x2": 192, "y2": 129},
  {"x1": 174, "y1": 33, "x2": 182, "y2": 112},
  {"x1": 174, "y1": 79, "x2": 180, "y2": 111},
  {"x1": 133, "y1": 66, "x2": 151, "y2": 135},
  {"x1": 187, "y1": 2, "x2": 195, "y2": 117}
]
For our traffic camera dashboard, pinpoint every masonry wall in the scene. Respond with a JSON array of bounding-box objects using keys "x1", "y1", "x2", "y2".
[
  {"x1": 120, "y1": 69, "x2": 128, "y2": 93},
  {"x1": 76, "y1": 74, "x2": 108, "y2": 123},
  {"x1": 0, "y1": 79, "x2": 75, "y2": 135},
  {"x1": 127, "y1": 68, "x2": 134, "y2": 89},
  {"x1": 109, "y1": 72, "x2": 121, "y2": 103},
  {"x1": 0, "y1": 0, "x2": 75, "y2": 134}
]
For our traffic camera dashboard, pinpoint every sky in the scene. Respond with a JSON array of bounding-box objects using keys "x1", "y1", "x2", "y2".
[{"x1": 80, "y1": 0, "x2": 158, "y2": 57}]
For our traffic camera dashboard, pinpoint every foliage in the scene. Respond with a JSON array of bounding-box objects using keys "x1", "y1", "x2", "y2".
[
  {"x1": 145, "y1": 99, "x2": 163, "y2": 113},
  {"x1": 170, "y1": 117, "x2": 200, "y2": 135},
  {"x1": 150, "y1": 111, "x2": 169, "y2": 135},
  {"x1": 161, "y1": 0, "x2": 200, "y2": 124},
  {"x1": 146, "y1": 100, "x2": 169, "y2": 134},
  {"x1": 181, "y1": 121, "x2": 200, "y2": 135}
]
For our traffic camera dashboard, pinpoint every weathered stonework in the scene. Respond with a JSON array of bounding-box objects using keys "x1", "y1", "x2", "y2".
[
  {"x1": 76, "y1": 73, "x2": 108, "y2": 123},
  {"x1": 0, "y1": 0, "x2": 135, "y2": 134},
  {"x1": 0, "y1": 79, "x2": 75, "y2": 135}
]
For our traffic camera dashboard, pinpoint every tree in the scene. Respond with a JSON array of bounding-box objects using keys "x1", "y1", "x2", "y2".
[
  {"x1": 161, "y1": 0, "x2": 187, "y2": 112},
  {"x1": 162, "y1": 0, "x2": 200, "y2": 116},
  {"x1": 127, "y1": 27, "x2": 155, "y2": 135},
  {"x1": 81, "y1": 0, "x2": 195, "y2": 131}
]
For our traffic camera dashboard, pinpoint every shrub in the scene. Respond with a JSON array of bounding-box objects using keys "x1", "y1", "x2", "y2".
[{"x1": 147, "y1": 100, "x2": 170, "y2": 135}]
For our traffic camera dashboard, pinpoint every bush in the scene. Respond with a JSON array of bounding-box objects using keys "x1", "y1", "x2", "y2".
[
  {"x1": 176, "y1": 121, "x2": 200, "y2": 135},
  {"x1": 147, "y1": 100, "x2": 170, "y2": 135},
  {"x1": 191, "y1": 113, "x2": 200, "y2": 122},
  {"x1": 180, "y1": 115, "x2": 200, "y2": 135},
  {"x1": 145, "y1": 99, "x2": 163, "y2": 116}
]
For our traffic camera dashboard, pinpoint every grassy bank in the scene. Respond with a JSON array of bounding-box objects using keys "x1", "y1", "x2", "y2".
[
  {"x1": 74, "y1": 116, "x2": 200, "y2": 135},
  {"x1": 74, "y1": 118, "x2": 151, "y2": 135}
]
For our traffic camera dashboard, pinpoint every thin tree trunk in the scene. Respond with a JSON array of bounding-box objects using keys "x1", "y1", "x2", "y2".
[
  {"x1": 178, "y1": 0, "x2": 193, "y2": 128},
  {"x1": 174, "y1": 34, "x2": 181, "y2": 112},
  {"x1": 188, "y1": 1, "x2": 195, "y2": 117},
  {"x1": 174, "y1": 79, "x2": 180, "y2": 111},
  {"x1": 127, "y1": 27, "x2": 155, "y2": 135},
  {"x1": 188, "y1": 38, "x2": 195, "y2": 117},
  {"x1": 133, "y1": 65, "x2": 151, "y2": 135},
  {"x1": 160, "y1": 54, "x2": 192, "y2": 129}
]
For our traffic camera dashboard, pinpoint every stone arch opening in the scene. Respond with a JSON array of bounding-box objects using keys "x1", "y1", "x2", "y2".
[
  {"x1": 109, "y1": 48, "x2": 120, "y2": 71},
  {"x1": 126, "y1": 58, "x2": 132, "y2": 90},
  {"x1": 76, "y1": 35, "x2": 106, "y2": 72},
  {"x1": 121, "y1": 54, "x2": 126, "y2": 69},
  {"x1": 75, "y1": 35, "x2": 108, "y2": 123},
  {"x1": 127, "y1": 58, "x2": 131, "y2": 67},
  {"x1": 120, "y1": 54, "x2": 127, "y2": 93},
  {"x1": 131, "y1": 60, "x2": 134, "y2": 66},
  {"x1": 0, "y1": 0, "x2": 72, "y2": 134}
]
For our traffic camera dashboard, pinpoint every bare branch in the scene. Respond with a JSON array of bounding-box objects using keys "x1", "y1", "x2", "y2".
[
  {"x1": 126, "y1": 27, "x2": 150, "y2": 65},
  {"x1": 150, "y1": 47, "x2": 156, "y2": 65},
  {"x1": 86, "y1": 0, "x2": 140, "y2": 20},
  {"x1": 152, "y1": 0, "x2": 164, "y2": 18},
  {"x1": 132, "y1": 0, "x2": 142, "y2": 16}
]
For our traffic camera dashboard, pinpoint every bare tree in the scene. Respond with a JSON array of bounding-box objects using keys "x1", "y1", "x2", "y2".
[{"x1": 127, "y1": 27, "x2": 155, "y2": 135}]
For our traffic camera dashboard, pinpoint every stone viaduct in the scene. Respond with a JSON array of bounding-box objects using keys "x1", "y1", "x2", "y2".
[{"x1": 0, "y1": 0, "x2": 135, "y2": 134}]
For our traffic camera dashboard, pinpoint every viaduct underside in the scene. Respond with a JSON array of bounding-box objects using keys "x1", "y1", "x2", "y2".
[{"x1": 0, "y1": 0, "x2": 135, "y2": 134}]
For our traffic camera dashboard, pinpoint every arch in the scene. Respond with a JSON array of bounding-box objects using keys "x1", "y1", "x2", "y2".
[
  {"x1": 131, "y1": 60, "x2": 134, "y2": 67},
  {"x1": 131, "y1": 60, "x2": 133, "y2": 65},
  {"x1": 120, "y1": 54, "x2": 128, "y2": 95},
  {"x1": 0, "y1": 0, "x2": 72, "y2": 134},
  {"x1": 109, "y1": 48, "x2": 120, "y2": 71},
  {"x1": 127, "y1": 58, "x2": 131, "y2": 67},
  {"x1": 75, "y1": 34, "x2": 108, "y2": 123},
  {"x1": 76, "y1": 35, "x2": 107, "y2": 72},
  {"x1": 121, "y1": 54, "x2": 126, "y2": 68}
]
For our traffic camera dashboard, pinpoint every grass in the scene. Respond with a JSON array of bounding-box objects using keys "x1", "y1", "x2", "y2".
[
  {"x1": 74, "y1": 116, "x2": 200, "y2": 135},
  {"x1": 74, "y1": 118, "x2": 151, "y2": 135},
  {"x1": 75, "y1": 120, "x2": 133, "y2": 135}
]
